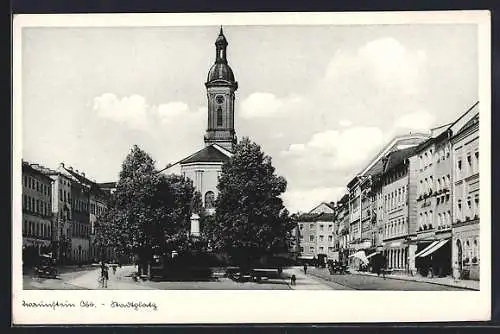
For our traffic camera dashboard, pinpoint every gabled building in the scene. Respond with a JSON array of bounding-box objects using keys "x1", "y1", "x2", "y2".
[
  {"x1": 22, "y1": 161, "x2": 54, "y2": 265},
  {"x1": 335, "y1": 194, "x2": 350, "y2": 264},
  {"x1": 451, "y1": 102, "x2": 480, "y2": 281},
  {"x1": 59, "y1": 164, "x2": 114, "y2": 263},
  {"x1": 412, "y1": 101, "x2": 479, "y2": 279},
  {"x1": 309, "y1": 202, "x2": 335, "y2": 215},
  {"x1": 377, "y1": 147, "x2": 419, "y2": 273},
  {"x1": 347, "y1": 133, "x2": 429, "y2": 259},
  {"x1": 296, "y1": 203, "x2": 337, "y2": 263}
]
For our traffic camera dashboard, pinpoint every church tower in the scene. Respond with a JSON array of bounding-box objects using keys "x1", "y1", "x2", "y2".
[{"x1": 204, "y1": 27, "x2": 238, "y2": 152}]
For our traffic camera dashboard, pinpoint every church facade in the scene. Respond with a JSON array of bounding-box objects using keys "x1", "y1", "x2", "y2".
[{"x1": 167, "y1": 27, "x2": 238, "y2": 214}]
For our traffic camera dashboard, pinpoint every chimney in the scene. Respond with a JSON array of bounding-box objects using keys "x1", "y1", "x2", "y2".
[
  {"x1": 59, "y1": 163, "x2": 65, "y2": 168},
  {"x1": 69, "y1": 166, "x2": 73, "y2": 171},
  {"x1": 82, "y1": 172, "x2": 85, "y2": 177},
  {"x1": 75, "y1": 169, "x2": 79, "y2": 174}
]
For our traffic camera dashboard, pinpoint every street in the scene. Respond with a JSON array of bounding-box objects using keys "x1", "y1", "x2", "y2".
[
  {"x1": 307, "y1": 267, "x2": 469, "y2": 291},
  {"x1": 23, "y1": 265, "x2": 97, "y2": 290},
  {"x1": 23, "y1": 265, "x2": 472, "y2": 291}
]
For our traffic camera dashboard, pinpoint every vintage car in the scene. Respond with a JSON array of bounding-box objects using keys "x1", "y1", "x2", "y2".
[{"x1": 33, "y1": 254, "x2": 58, "y2": 278}]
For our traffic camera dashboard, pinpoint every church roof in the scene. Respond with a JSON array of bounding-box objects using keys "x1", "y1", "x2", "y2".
[
  {"x1": 179, "y1": 144, "x2": 231, "y2": 165},
  {"x1": 207, "y1": 26, "x2": 236, "y2": 84},
  {"x1": 207, "y1": 63, "x2": 235, "y2": 83}
]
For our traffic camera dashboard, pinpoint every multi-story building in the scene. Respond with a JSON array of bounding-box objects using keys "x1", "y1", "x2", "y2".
[
  {"x1": 26, "y1": 161, "x2": 114, "y2": 264},
  {"x1": 451, "y1": 102, "x2": 480, "y2": 281},
  {"x1": 89, "y1": 184, "x2": 110, "y2": 261},
  {"x1": 60, "y1": 164, "x2": 116, "y2": 263},
  {"x1": 412, "y1": 102, "x2": 479, "y2": 279},
  {"x1": 296, "y1": 204, "x2": 336, "y2": 264},
  {"x1": 335, "y1": 194, "x2": 350, "y2": 264},
  {"x1": 22, "y1": 161, "x2": 54, "y2": 265},
  {"x1": 347, "y1": 134, "x2": 429, "y2": 263},
  {"x1": 372, "y1": 175, "x2": 385, "y2": 254},
  {"x1": 378, "y1": 148, "x2": 419, "y2": 273},
  {"x1": 412, "y1": 124, "x2": 453, "y2": 278},
  {"x1": 36, "y1": 163, "x2": 76, "y2": 264}
]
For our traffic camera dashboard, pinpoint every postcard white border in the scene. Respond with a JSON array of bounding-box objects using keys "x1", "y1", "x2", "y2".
[{"x1": 12, "y1": 11, "x2": 491, "y2": 324}]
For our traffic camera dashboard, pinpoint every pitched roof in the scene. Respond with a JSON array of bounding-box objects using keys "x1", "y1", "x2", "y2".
[
  {"x1": 98, "y1": 182, "x2": 117, "y2": 189},
  {"x1": 347, "y1": 133, "x2": 429, "y2": 189},
  {"x1": 308, "y1": 202, "x2": 335, "y2": 214},
  {"x1": 297, "y1": 212, "x2": 336, "y2": 222},
  {"x1": 61, "y1": 166, "x2": 108, "y2": 196},
  {"x1": 179, "y1": 144, "x2": 231, "y2": 164},
  {"x1": 22, "y1": 161, "x2": 53, "y2": 182},
  {"x1": 383, "y1": 147, "x2": 417, "y2": 173}
]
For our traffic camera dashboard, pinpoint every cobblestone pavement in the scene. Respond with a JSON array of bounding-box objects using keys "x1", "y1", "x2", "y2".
[{"x1": 308, "y1": 268, "x2": 469, "y2": 291}]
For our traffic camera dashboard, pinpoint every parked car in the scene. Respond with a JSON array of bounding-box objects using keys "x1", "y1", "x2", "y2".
[{"x1": 33, "y1": 254, "x2": 58, "y2": 278}]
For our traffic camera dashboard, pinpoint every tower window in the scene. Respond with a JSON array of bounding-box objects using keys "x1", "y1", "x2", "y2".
[{"x1": 217, "y1": 106, "x2": 223, "y2": 126}]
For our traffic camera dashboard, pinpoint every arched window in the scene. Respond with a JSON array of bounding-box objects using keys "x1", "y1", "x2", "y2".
[
  {"x1": 205, "y1": 191, "x2": 215, "y2": 209},
  {"x1": 216, "y1": 107, "x2": 223, "y2": 126}
]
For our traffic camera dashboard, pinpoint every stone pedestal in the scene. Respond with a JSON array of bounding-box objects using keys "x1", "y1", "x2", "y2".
[{"x1": 190, "y1": 213, "x2": 200, "y2": 236}]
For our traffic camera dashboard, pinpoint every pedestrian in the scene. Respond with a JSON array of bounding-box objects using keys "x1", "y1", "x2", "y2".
[
  {"x1": 303, "y1": 263, "x2": 308, "y2": 275},
  {"x1": 382, "y1": 255, "x2": 387, "y2": 280},
  {"x1": 100, "y1": 261, "x2": 109, "y2": 288},
  {"x1": 290, "y1": 274, "x2": 296, "y2": 286}
]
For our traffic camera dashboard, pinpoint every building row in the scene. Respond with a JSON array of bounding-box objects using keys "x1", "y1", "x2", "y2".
[
  {"x1": 22, "y1": 161, "x2": 116, "y2": 265},
  {"x1": 294, "y1": 101, "x2": 480, "y2": 281}
]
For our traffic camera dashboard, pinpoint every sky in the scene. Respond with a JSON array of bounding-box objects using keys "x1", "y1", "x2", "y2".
[{"x1": 21, "y1": 24, "x2": 478, "y2": 213}]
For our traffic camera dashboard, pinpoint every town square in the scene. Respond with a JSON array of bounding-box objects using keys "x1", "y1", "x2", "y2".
[{"x1": 20, "y1": 23, "x2": 481, "y2": 292}]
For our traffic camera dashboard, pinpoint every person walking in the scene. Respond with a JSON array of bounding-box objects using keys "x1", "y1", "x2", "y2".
[
  {"x1": 303, "y1": 263, "x2": 308, "y2": 275},
  {"x1": 381, "y1": 254, "x2": 387, "y2": 280},
  {"x1": 100, "y1": 261, "x2": 109, "y2": 288}
]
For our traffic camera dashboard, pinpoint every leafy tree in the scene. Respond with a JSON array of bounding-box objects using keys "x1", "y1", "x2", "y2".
[
  {"x1": 210, "y1": 137, "x2": 295, "y2": 268},
  {"x1": 94, "y1": 145, "x2": 196, "y2": 275}
]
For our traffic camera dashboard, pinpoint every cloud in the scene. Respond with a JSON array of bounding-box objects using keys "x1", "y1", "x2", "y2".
[
  {"x1": 93, "y1": 93, "x2": 205, "y2": 132},
  {"x1": 155, "y1": 102, "x2": 189, "y2": 124},
  {"x1": 356, "y1": 37, "x2": 427, "y2": 95},
  {"x1": 93, "y1": 93, "x2": 150, "y2": 130},
  {"x1": 394, "y1": 110, "x2": 436, "y2": 132},
  {"x1": 282, "y1": 187, "x2": 346, "y2": 213},
  {"x1": 317, "y1": 37, "x2": 429, "y2": 125},
  {"x1": 154, "y1": 102, "x2": 205, "y2": 126},
  {"x1": 240, "y1": 92, "x2": 303, "y2": 119},
  {"x1": 339, "y1": 119, "x2": 353, "y2": 127},
  {"x1": 281, "y1": 126, "x2": 385, "y2": 172}
]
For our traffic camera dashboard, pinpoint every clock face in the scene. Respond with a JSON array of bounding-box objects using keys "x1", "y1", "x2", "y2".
[{"x1": 216, "y1": 95, "x2": 225, "y2": 104}]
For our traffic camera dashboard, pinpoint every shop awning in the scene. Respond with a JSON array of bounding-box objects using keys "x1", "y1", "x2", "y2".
[
  {"x1": 414, "y1": 241, "x2": 439, "y2": 258},
  {"x1": 298, "y1": 255, "x2": 315, "y2": 260},
  {"x1": 418, "y1": 239, "x2": 449, "y2": 258},
  {"x1": 349, "y1": 250, "x2": 368, "y2": 264},
  {"x1": 366, "y1": 252, "x2": 379, "y2": 260}
]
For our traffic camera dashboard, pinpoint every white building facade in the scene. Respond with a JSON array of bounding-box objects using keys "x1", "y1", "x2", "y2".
[{"x1": 451, "y1": 103, "x2": 480, "y2": 280}]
